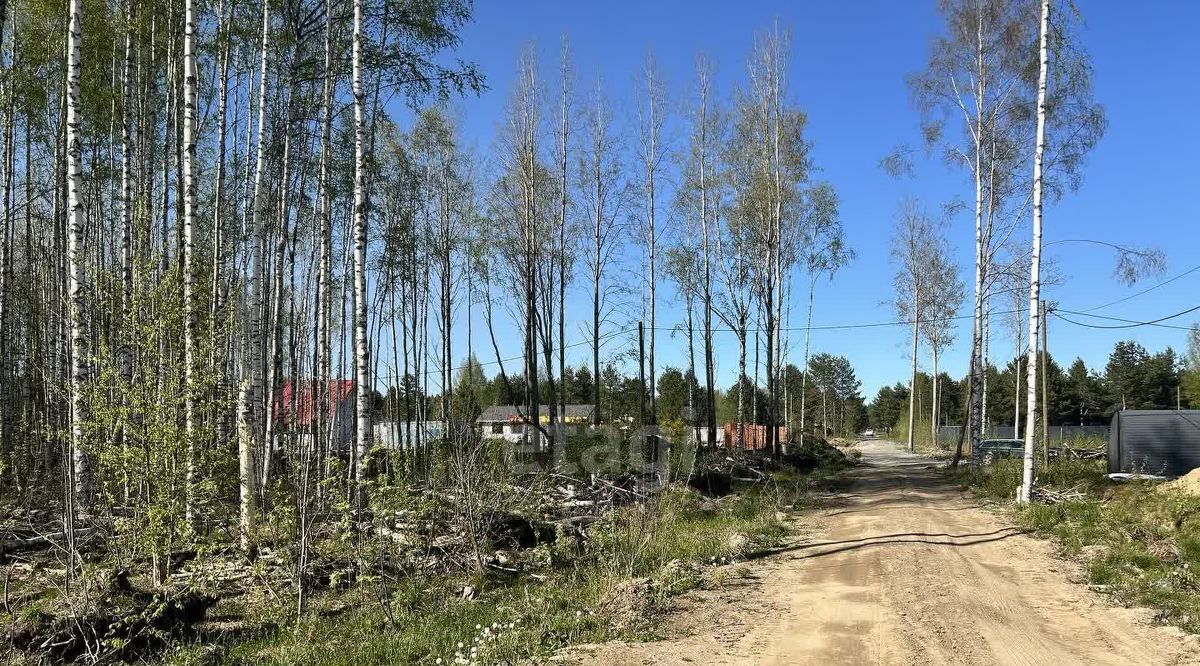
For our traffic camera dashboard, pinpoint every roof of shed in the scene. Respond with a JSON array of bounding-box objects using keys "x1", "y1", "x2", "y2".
[{"x1": 477, "y1": 404, "x2": 596, "y2": 422}]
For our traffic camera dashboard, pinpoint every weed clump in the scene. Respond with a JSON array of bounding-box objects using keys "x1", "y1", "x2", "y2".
[{"x1": 955, "y1": 456, "x2": 1200, "y2": 633}]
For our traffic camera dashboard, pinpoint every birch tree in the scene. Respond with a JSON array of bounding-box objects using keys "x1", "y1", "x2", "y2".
[
  {"x1": 911, "y1": 0, "x2": 1034, "y2": 453},
  {"x1": 580, "y1": 78, "x2": 625, "y2": 426},
  {"x1": 1018, "y1": 0, "x2": 1051, "y2": 503},
  {"x1": 316, "y1": 0, "x2": 336, "y2": 474},
  {"x1": 797, "y1": 183, "x2": 849, "y2": 435},
  {"x1": 671, "y1": 56, "x2": 723, "y2": 446},
  {"x1": 181, "y1": 0, "x2": 199, "y2": 525},
  {"x1": 247, "y1": 0, "x2": 272, "y2": 506},
  {"x1": 1013, "y1": 0, "x2": 1105, "y2": 499},
  {"x1": 891, "y1": 200, "x2": 937, "y2": 453},
  {"x1": 411, "y1": 108, "x2": 468, "y2": 433},
  {"x1": 922, "y1": 233, "x2": 964, "y2": 446},
  {"x1": 0, "y1": 0, "x2": 9, "y2": 477},
  {"x1": 65, "y1": 0, "x2": 89, "y2": 516},
  {"x1": 636, "y1": 51, "x2": 666, "y2": 424},
  {"x1": 555, "y1": 37, "x2": 574, "y2": 430},
  {"x1": 351, "y1": 0, "x2": 371, "y2": 501}
]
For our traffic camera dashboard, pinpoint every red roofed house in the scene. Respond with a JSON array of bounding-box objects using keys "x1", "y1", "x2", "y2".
[{"x1": 275, "y1": 380, "x2": 357, "y2": 450}]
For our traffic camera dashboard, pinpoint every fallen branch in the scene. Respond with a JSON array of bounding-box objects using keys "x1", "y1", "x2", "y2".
[
  {"x1": 0, "y1": 528, "x2": 98, "y2": 561},
  {"x1": 1031, "y1": 484, "x2": 1087, "y2": 504}
]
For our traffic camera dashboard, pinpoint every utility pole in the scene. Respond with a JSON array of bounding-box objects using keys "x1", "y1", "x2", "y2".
[
  {"x1": 1041, "y1": 300, "x2": 1050, "y2": 467},
  {"x1": 638, "y1": 320, "x2": 654, "y2": 469},
  {"x1": 638, "y1": 320, "x2": 647, "y2": 428}
]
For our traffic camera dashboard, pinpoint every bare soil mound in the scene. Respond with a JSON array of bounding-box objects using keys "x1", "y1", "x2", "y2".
[{"x1": 1161, "y1": 468, "x2": 1200, "y2": 496}]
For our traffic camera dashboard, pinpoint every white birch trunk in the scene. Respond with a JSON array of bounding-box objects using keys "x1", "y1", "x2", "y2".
[
  {"x1": 351, "y1": 0, "x2": 372, "y2": 500},
  {"x1": 557, "y1": 38, "x2": 570, "y2": 432},
  {"x1": 209, "y1": 0, "x2": 229, "y2": 387},
  {"x1": 696, "y1": 64, "x2": 717, "y2": 447},
  {"x1": 0, "y1": 13, "x2": 8, "y2": 456},
  {"x1": 316, "y1": 0, "x2": 334, "y2": 477},
  {"x1": 982, "y1": 289, "x2": 990, "y2": 431},
  {"x1": 263, "y1": 126, "x2": 292, "y2": 487},
  {"x1": 237, "y1": 379, "x2": 256, "y2": 553},
  {"x1": 642, "y1": 58, "x2": 659, "y2": 424},
  {"x1": 249, "y1": 0, "x2": 271, "y2": 464},
  {"x1": 590, "y1": 85, "x2": 603, "y2": 427},
  {"x1": 65, "y1": 0, "x2": 90, "y2": 516},
  {"x1": 182, "y1": 0, "x2": 199, "y2": 527},
  {"x1": 1019, "y1": 0, "x2": 1051, "y2": 504},
  {"x1": 967, "y1": 11, "x2": 987, "y2": 456},
  {"x1": 118, "y1": 0, "x2": 133, "y2": 506},
  {"x1": 1014, "y1": 298, "x2": 1022, "y2": 433}
]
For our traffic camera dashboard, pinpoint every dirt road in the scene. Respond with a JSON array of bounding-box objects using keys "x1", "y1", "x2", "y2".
[{"x1": 557, "y1": 440, "x2": 1200, "y2": 665}]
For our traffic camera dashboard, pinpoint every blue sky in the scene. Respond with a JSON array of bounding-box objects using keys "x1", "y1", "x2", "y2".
[{"x1": 385, "y1": 1, "x2": 1200, "y2": 400}]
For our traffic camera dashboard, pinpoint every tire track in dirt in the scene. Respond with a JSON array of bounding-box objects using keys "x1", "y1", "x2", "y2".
[{"x1": 554, "y1": 440, "x2": 1200, "y2": 665}]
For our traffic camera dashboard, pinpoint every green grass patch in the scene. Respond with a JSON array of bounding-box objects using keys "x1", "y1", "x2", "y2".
[
  {"x1": 163, "y1": 475, "x2": 815, "y2": 665},
  {"x1": 953, "y1": 457, "x2": 1200, "y2": 632}
]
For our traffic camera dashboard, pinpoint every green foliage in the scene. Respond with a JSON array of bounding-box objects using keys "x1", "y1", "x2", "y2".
[
  {"x1": 867, "y1": 382, "x2": 910, "y2": 434},
  {"x1": 655, "y1": 367, "x2": 692, "y2": 424},
  {"x1": 1184, "y1": 325, "x2": 1200, "y2": 408},
  {"x1": 1104, "y1": 341, "x2": 1180, "y2": 413},
  {"x1": 175, "y1": 475, "x2": 809, "y2": 666},
  {"x1": 80, "y1": 266, "x2": 228, "y2": 570},
  {"x1": 556, "y1": 431, "x2": 633, "y2": 477},
  {"x1": 888, "y1": 339, "x2": 1187, "y2": 441},
  {"x1": 804, "y1": 354, "x2": 863, "y2": 436},
  {"x1": 1020, "y1": 485, "x2": 1200, "y2": 632}
]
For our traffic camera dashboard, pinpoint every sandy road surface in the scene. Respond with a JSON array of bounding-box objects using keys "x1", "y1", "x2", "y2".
[{"x1": 556, "y1": 440, "x2": 1200, "y2": 665}]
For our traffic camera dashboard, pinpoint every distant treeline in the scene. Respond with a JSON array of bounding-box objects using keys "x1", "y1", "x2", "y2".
[{"x1": 869, "y1": 337, "x2": 1200, "y2": 433}]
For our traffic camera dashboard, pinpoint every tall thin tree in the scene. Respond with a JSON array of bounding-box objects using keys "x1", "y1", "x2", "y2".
[
  {"x1": 1019, "y1": 0, "x2": 1051, "y2": 504},
  {"x1": 65, "y1": 0, "x2": 89, "y2": 517},
  {"x1": 351, "y1": 0, "x2": 372, "y2": 501}
]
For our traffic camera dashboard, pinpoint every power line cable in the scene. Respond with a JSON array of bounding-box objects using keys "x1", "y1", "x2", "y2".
[
  {"x1": 375, "y1": 325, "x2": 637, "y2": 382},
  {"x1": 1077, "y1": 263, "x2": 1200, "y2": 313},
  {"x1": 372, "y1": 300, "x2": 1200, "y2": 386},
  {"x1": 647, "y1": 308, "x2": 1023, "y2": 334},
  {"x1": 1052, "y1": 304, "x2": 1200, "y2": 331}
]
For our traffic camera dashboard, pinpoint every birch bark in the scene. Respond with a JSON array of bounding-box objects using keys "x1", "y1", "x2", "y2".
[
  {"x1": 65, "y1": 0, "x2": 90, "y2": 515},
  {"x1": 182, "y1": 0, "x2": 199, "y2": 525},
  {"x1": 1019, "y1": 0, "x2": 1051, "y2": 504},
  {"x1": 351, "y1": 0, "x2": 372, "y2": 500}
]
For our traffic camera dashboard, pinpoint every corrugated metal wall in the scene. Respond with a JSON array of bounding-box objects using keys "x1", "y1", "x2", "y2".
[
  {"x1": 1109, "y1": 410, "x2": 1200, "y2": 477},
  {"x1": 937, "y1": 425, "x2": 1109, "y2": 444}
]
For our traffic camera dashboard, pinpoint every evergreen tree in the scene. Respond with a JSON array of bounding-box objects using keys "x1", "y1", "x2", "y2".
[
  {"x1": 1104, "y1": 341, "x2": 1153, "y2": 411},
  {"x1": 1066, "y1": 358, "x2": 1104, "y2": 425}
]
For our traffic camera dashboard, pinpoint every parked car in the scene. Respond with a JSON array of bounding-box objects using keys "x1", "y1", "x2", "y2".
[{"x1": 975, "y1": 439, "x2": 1025, "y2": 465}]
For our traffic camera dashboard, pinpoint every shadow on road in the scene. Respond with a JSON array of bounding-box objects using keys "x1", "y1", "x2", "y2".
[
  {"x1": 743, "y1": 440, "x2": 1026, "y2": 562},
  {"x1": 746, "y1": 527, "x2": 1027, "y2": 562}
]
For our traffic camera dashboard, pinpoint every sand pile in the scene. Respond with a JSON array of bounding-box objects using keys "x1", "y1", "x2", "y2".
[{"x1": 1159, "y1": 467, "x2": 1200, "y2": 495}]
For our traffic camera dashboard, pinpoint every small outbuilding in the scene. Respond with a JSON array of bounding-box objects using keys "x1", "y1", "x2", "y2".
[
  {"x1": 477, "y1": 404, "x2": 596, "y2": 443},
  {"x1": 1108, "y1": 410, "x2": 1200, "y2": 477}
]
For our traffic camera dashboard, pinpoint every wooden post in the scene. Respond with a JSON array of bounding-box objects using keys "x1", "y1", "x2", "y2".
[
  {"x1": 1041, "y1": 300, "x2": 1050, "y2": 467},
  {"x1": 638, "y1": 321, "x2": 646, "y2": 428},
  {"x1": 639, "y1": 320, "x2": 654, "y2": 469}
]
